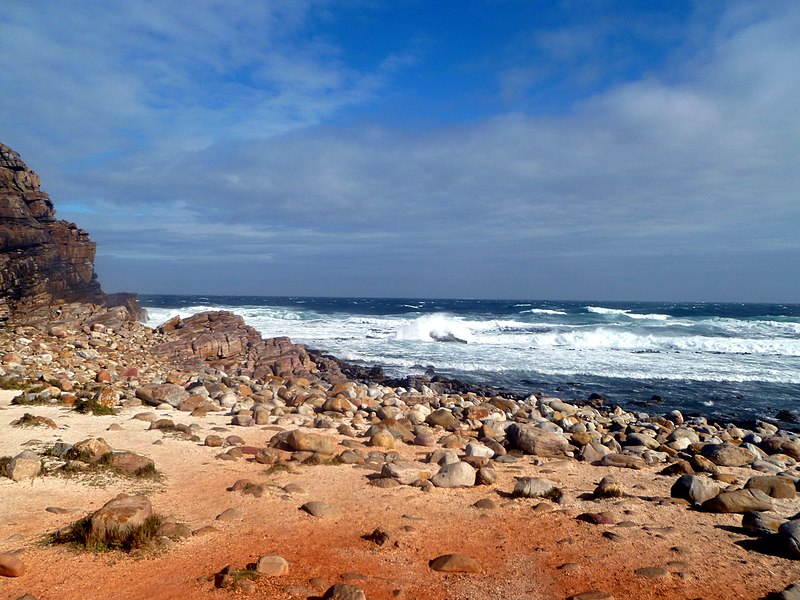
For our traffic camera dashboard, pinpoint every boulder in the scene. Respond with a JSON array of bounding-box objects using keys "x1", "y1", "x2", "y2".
[
  {"x1": 300, "y1": 501, "x2": 337, "y2": 517},
  {"x1": 701, "y1": 489, "x2": 774, "y2": 513},
  {"x1": 599, "y1": 453, "x2": 645, "y2": 470},
  {"x1": 429, "y1": 553, "x2": 482, "y2": 573},
  {"x1": 779, "y1": 519, "x2": 800, "y2": 558},
  {"x1": 426, "y1": 408, "x2": 459, "y2": 430},
  {"x1": 430, "y1": 461, "x2": 476, "y2": 488},
  {"x1": 745, "y1": 475, "x2": 796, "y2": 499},
  {"x1": 7, "y1": 451, "x2": 41, "y2": 481},
  {"x1": 322, "y1": 584, "x2": 367, "y2": 600},
  {"x1": 670, "y1": 474, "x2": 719, "y2": 504},
  {"x1": 742, "y1": 511, "x2": 786, "y2": 536},
  {"x1": 593, "y1": 475, "x2": 625, "y2": 499},
  {"x1": 135, "y1": 384, "x2": 188, "y2": 408},
  {"x1": 256, "y1": 555, "x2": 289, "y2": 576},
  {"x1": 512, "y1": 477, "x2": 560, "y2": 499},
  {"x1": 286, "y1": 430, "x2": 336, "y2": 455},
  {"x1": 701, "y1": 443, "x2": 755, "y2": 467},
  {"x1": 381, "y1": 460, "x2": 433, "y2": 485},
  {"x1": 69, "y1": 437, "x2": 111, "y2": 463},
  {"x1": 109, "y1": 451, "x2": 155, "y2": 475},
  {"x1": 90, "y1": 494, "x2": 153, "y2": 541},
  {"x1": 0, "y1": 552, "x2": 25, "y2": 577},
  {"x1": 506, "y1": 423, "x2": 570, "y2": 457}
]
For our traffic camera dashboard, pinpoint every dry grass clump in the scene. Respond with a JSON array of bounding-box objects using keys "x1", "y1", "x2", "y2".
[{"x1": 52, "y1": 514, "x2": 164, "y2": 553}]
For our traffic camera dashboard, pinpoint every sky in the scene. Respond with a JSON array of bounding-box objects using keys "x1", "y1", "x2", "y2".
[{"x1": 1, "y1": 1, "x2": 798, "y2": 302}]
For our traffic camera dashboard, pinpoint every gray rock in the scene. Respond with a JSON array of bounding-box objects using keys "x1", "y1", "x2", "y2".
[
  {"x1": 381, "y1": 460, "x2": 433, "y2": 485},
  {"x1": 7, "y1": 452, "x2": 41, "y2": 481},
  {"x1": 670, "y1": 474, "x2": 719, "y2": 504},
  {"x1": 256, "y1": 555, "x2": 289, "y2": 576},
  {"x1": 301, "y1": 501, "x2": 337, "y2": 517},
  {"x1": 579, "y1": 441, "x2": 612, "y2": 463},
  {"x1": 772, "y1": 583, "x2": 800, "y2": 600},
  {"x1": 427, "y1": 448, "x2": 459, "y2": 466},
  {"x1": 779, "y1": 519, "x2": 800, "y2": 558},
  {"x1": 430, "y1": 461, "x2": 476, "y2": 488},
  {"x1": 742, "y1": 511, "x2": 786, "y2": 536},
  {"x1": 322, "y1": 584, "x2": 366, "y2": 600},
  {"x1": 215, "y1": 508, "x2": 244, "y2": 522},
  {"x1": 512, "y1": 477, "x2": 560, "y2": 499},
  {"x1": 599, "y1": 453, "x2": 645, "y2": 470}
]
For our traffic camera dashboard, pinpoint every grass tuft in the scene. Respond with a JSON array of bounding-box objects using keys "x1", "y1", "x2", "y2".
[
  {"x1": 0, "y1": 377, "x2": 23, "y2": 390},
  {"x1": 0, "y1": 456, "x2": 11, "y2": 478},
  {"x1": 53, "y1": 513, "x2": 164, "y2": 553},
  {"x1": 262, "y1": 463, "x2": 293, "y2": 477},
  {"x1": 72, "y1": 397, "x2": 116, "y2": 416}
]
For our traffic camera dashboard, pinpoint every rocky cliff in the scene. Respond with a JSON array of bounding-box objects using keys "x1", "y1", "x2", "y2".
[{"x1": 0, "y1": 143, "x2": 142, "y2": 322}]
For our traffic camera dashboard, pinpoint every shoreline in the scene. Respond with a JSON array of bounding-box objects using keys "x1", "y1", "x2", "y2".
[
  {"x1": 1, "y1": 304, "x2": 799, "y2": 599},
  {"x1": 140, "y1": 295, "x2": 800, "y2": 429}
]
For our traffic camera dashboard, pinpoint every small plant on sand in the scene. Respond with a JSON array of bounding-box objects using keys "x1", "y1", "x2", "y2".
[
  {"x1": 53, "y1": 513, "x2": 164, "y2": 553},
  {"x1": 0, "y1": 376, "x2": 23, "y2": 390},
  {"x1": 0, "y1": 456, "x2": 11, "y2": 478},
  {"x1": 11, "y1": 413, "x2": 55, "y2": 428},
  {"x1": 72, "y1": 397, "x2": 116, "y2": 416},
  {"x1": 262, "y1": 463, "x2": 293, "y2": 477},
  {"x1": 212, "y1": 565, "x2": 260, "y2": 590}
]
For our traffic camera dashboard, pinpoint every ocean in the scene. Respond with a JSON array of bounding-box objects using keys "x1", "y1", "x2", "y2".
[{"x1": 140, "y1": 296, "x2": 800, "y2": 425}]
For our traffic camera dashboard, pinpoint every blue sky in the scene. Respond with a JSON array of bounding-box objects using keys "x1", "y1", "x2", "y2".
[{"x1": 1, "y1": 1, "x2": 798, "y2": 302}]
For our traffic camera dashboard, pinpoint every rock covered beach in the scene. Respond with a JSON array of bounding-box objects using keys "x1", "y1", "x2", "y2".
[
  {"x1": 1, "y1": 143, "x2": 799, "y2": 599},
  {"x1": 1, "y1": 307, "x2": 800, "y2": 599}
]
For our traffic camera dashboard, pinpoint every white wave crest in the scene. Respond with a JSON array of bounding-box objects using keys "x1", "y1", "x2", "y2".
[
  {"x1": 521, "y1": 308, "x2": 568, "y2": 315},
  {"x1": 526, "y1": 327, "x2": 800, "y2": 356},
  {"x1": 395, "y1": 314, "x2": 473, "y2": 343},
  {"x1": 585, "y1": 306, "x2": 669, "y2": 320}
]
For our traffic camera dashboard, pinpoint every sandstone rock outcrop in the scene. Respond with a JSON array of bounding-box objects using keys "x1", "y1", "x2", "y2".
[
  {"x1": 0, "y1": 143, "x2": 142, "y2": 322},
  {"x1": 152, "y1": 311, "x2": 317, "y2": 380}
]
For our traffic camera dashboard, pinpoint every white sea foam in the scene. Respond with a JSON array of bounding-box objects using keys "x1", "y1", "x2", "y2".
[
  {"x1": 585, "y1": 306, "x2": 669, "y2": 320},
  {"x1": 521, "y1": 308, "x2": 568, "y2": 315},
  {"x1": 395, "y1": 314, "x2": 474, "y2": 343}
]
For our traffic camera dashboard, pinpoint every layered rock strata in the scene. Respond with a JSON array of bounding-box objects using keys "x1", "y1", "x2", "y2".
[{"x1": 0, "y1": 143, "x2": 142, "y2": 321}]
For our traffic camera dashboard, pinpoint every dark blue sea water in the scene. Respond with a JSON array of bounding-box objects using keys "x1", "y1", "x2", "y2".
[{"x1": 141, "y1": 296, "x2": 800, "y2": 425}]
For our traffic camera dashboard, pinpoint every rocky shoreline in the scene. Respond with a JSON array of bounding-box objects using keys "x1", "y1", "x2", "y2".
[{"x1": 1, "y1": 303, "x2": 799, "y2": 599}]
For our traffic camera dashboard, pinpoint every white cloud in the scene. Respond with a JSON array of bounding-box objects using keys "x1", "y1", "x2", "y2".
[{"x1": 1, "y1": 1, "x2": 798, "y2": 299}]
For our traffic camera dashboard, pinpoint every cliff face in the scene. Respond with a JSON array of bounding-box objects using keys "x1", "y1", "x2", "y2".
[{"x1": 0, "y1": 143, "x2": 140, "y2": 321}]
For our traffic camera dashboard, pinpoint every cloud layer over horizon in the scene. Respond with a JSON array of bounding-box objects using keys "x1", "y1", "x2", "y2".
[{"x1": 1, "y1": 1, "x2": 798, "y2": 302}]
